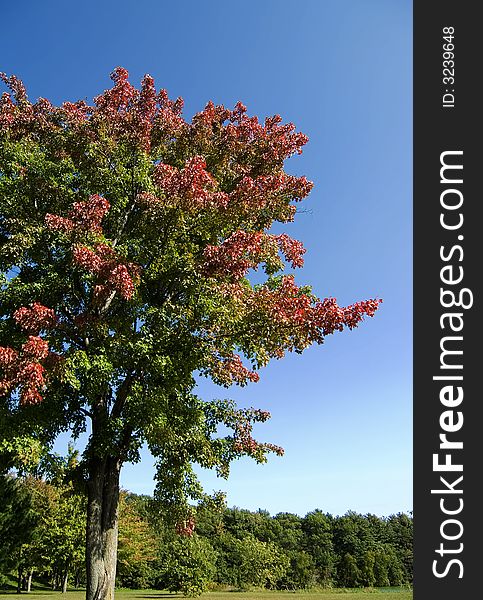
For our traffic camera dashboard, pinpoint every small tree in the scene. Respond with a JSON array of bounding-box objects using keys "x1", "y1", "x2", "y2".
[
  {"x1": 41, "y1": 482, "x2": 86, "y2": 593},
  {"x1": 360, "y1": 550, "x2": 376, "y2": 587},
  {"x1": 116, "y1": 493, "x2": 157, "y2": 589},
  {"x1": 160, "y1": 535, "x2": 217, "y2": 596},
  {"x1": 0, "y1": 474, "x2": 40, "y2": 588},
  {"x1": 0, "y1": 68, "x2": 381, "y2": 600},
  {"x1": 373, "y1": 549, "x2": 390, "y2": 587}
]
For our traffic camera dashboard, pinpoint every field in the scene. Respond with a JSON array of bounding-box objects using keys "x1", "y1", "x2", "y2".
[{"x1": 0, "y1": 589, "x2": 413, "y2": 600}]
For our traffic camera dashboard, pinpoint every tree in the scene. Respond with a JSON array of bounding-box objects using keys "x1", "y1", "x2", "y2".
[
  {"x1": 375, "y1": 544, "x2": 404, "y2": 587},
  {"x1": 40, "y1": 482, "x2": 86, "y2": 593},
  {"x1": 360, "y1": 550, "x2": 376, "y2": 587},
  {"x1": 385, "y1": 513, "x2": 413, "y2": 583},
  {"x1": 264, "y1": 512, "x2": 316, "y2": 589},
  {"x1": 333, "y1": 511, "x2": 374, "y2": 567},
  {"x1": 159, "y1": 535, "x2": 217, "y2": 597},
  {"x1": 279, "y1": 550, "x2": 316, "y2": 590},
  {"x1": 269, "y1": 512, "x2": 303, "y2": 552},
  {"x1": 116, "y1": 493, "x2": 157, "y2": 588},
  {"x1": 373, "y1": 549, "x2": 390, "y2": 587},
  {"x1": 0, "y1": 472, "x2": 86, "y2": 594},
  {"x1": 302, "y1": 510, "x2": 336, "y2": 585},
  {"x1": 0, "y1": 474, "x2": 39, "y2": 587},
  {"x1": 232, "y1": 534, "x2": 289, "y2": 589},
  {"x1": 0, "y1": 68, "x2": 381, "y2": 600},
  {"x1": 338, "y1": 553, "x2": 361, "y2": 588}
]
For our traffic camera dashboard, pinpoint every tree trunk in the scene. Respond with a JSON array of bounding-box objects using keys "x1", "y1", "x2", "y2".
[
  {"x1": 16, "y1": 567, "x2": 22, "y2": 594},
  {"x1": 85, "y1": 456, "x2": 121, "y2": 600},
  {"x1": 27, "y1": 571, "x2": 33, "y2": 593},
  {"x1": 61, "y1": 567, "x2": 69, "y2": 594}
]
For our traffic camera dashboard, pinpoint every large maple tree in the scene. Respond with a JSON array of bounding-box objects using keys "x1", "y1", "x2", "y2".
[{"x1": 0, "y1": 68, "x2": 381, "y2": 600}]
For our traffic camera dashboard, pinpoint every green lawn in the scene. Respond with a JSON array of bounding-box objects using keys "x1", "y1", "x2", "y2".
[{"x1": 0, "y1": 589, "x2": 413, "y2": 600}]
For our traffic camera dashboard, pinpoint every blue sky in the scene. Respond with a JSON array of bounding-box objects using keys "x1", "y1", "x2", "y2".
[{"x1": 1, "y1": 0, "x2": 412, "y2": 517}]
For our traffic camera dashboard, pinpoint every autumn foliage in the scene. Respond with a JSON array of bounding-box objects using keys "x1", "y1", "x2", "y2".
[
  {"x1": 0, "y1": 68, "x2": 380, "y2": 410},
  {"x1": 0, "y1": 68, "x2": 380, "y2": 599}
]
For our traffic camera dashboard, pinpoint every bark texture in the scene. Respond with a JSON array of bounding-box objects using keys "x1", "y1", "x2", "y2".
[{"x1": 85, "y1": 457, "x2": 121, "y2": 600}]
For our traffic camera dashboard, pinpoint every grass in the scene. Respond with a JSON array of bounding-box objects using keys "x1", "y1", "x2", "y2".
[{"x1": 0, "y1": 589, "x2": 413, "y2": 600}]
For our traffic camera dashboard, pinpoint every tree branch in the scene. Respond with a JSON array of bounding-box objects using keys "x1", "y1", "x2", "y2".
[
  {"x1": 96, "y1": 289, "x2": 117, "y2": 317},
  {"x1": 119, "y1": 424, "x2": 134, "y2": 461},
  {"x1": 110, "y1": 371, "x2": 135, "y2": 419},
  {"x1": 112, "y1": 155, "x2": 139, "y2": 248},
  {"x1": 112, "y1": 202, "x2": 137, "y2": 248}
]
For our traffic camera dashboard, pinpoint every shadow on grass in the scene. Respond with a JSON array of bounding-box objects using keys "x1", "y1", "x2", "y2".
[{"x1": 0, "y1": 592, "x2": 61, "y2": 596}]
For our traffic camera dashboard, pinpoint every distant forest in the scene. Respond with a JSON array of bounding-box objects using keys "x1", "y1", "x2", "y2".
[{"x1": 1, "y1": 475, "x2": 413, "y2": 595}]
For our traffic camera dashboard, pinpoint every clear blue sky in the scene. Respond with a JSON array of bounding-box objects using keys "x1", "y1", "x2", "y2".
[{"x1": 1, "y1": 0, "x2": 412, "y2": 517}]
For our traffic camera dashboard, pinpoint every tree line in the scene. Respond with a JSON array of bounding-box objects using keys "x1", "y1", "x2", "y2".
[{"x1": 1, "y1": 474, "x2": 412, "y2": 595}]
